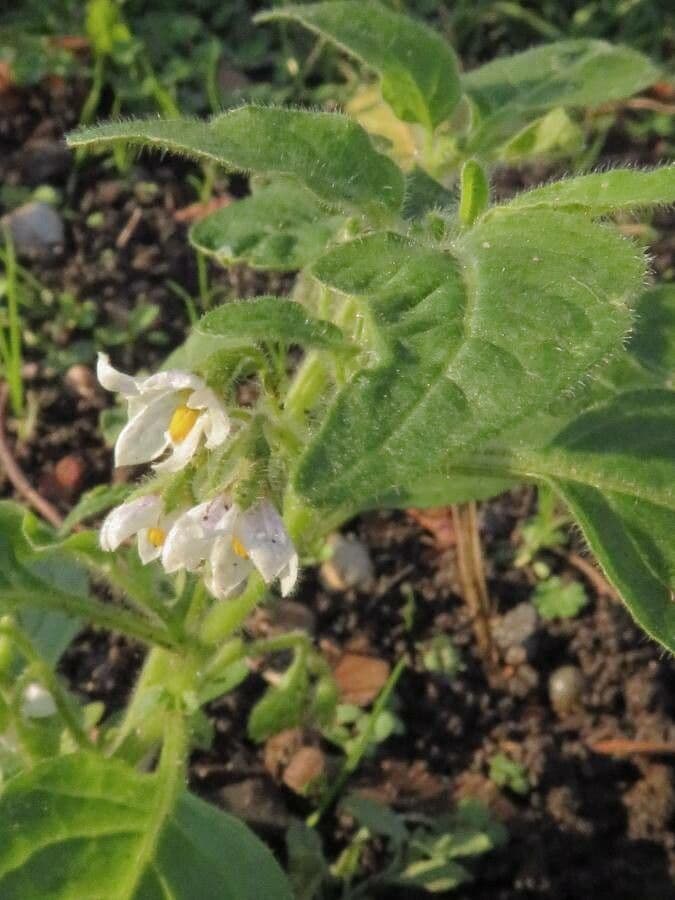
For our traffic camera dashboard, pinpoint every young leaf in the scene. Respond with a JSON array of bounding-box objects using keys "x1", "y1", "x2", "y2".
[
  {"x1": 248, "y1": 650, "x2": 309, "y2": 742},
  {"x1": 532, "y1": 577, "x2": 588, "y2": 620},
  {"x1": 190, "y1": 180, "x2": 345, "y2": 271},
  {"x1": 296, "y1": 211, "x2": 643, "y2": 511},
  {"x1": 464, "y1": 39, "x2": 659, "y2": 115},
  {"x1": 197, "y1": 297, "x2": 350, "y2": 351},
  {"x1": 458, "y1": 160, "x2": 489, "y2": 226},
  {"x1": 497, "y1": 166, "x2": 675, "y2": 216},
  {"x1": 67, "y1": 107, "x2": 404, "y2": 219},
  {"x1": 0, "y1": 752, "x2": 293, "y2": 899},
  {"x1": 257, "y1": 1, "x2": 461, "y2": 129},
  {"x1": 630, "y1": 284, "x2": 675, "y2": 378},
  {"x1": 499, "y1": 107, "x2": 583, "y2": 161},
  {"x1": 464, "y1": 40, "x2": 659, "y2": 152},
  {"x1": 529, "y1": 390, "x2": 675, "y2": 653}
]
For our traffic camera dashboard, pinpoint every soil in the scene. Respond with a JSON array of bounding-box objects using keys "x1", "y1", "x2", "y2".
[{"x1": 1, "y1": 80, "x2": 673, "y2": 899}]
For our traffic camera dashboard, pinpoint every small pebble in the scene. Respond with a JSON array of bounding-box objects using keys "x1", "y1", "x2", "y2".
[
  {"x1": 65, "y1": 364, "x2": 100, "y2": 400},
  {"x1": 54, "y1": 454, "x2": 87, "y2": 496},
  {"x1": 320, "y1": 533, "x2": 374, "y2": 592},
  {"x1": 1, "y1": 201, "x2": 65, "y2": 258},
  {"x1": 548, "y1": 665, "x2": 585, "y2": 716},
  {"x1": 493, "y1": 602, "x2": 537, "y2": 650},
  {"x1": 21, "y1": 682, "x2": 57, "y2": 719}
]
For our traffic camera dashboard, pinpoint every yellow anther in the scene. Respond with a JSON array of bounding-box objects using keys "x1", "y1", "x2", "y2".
[
  {"x1": 232, "y1": 537, "x2": 249, "y2": 559},
  {"x1": 147, "y1": 527, "x2": 166, "y2": 548},
  {"x1": 168, "y1": 404, "x2": 200, "y2": 443}
]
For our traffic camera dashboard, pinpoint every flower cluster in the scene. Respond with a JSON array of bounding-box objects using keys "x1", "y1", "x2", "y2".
[{"x1": 97, "y1": 356, "x2": 298, "y2": 599}]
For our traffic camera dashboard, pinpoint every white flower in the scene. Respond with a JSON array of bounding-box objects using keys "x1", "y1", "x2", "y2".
[
  {"x1": 100, "y1": 494, "x2": 181, "y2": 563},
  {"x1": 97, "y1": 353, "x2": 230, "y2": 473},
  {"x1": 161, "y1": 496, "x2": 229, "y2": 574},
  {"x1": 162, "y1": 497, "x2": 299, "y2": 599}
]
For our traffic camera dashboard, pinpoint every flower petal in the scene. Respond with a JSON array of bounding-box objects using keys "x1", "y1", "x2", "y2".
[
  {"x1": 100, "y1": 495, "x2": 161, "y2": 551},
  {"x1": 138, "y1": 369, "x2": 203, "y2": 396},
  {"x1": 188, "y1": 387, "x2": 231, "y2": 450},
  {"x1": 279, "y1": 553, "x2": 300, "y2": 597},
  {"x1": 96, "y1": 352, "x2": 138, "y2": 396},
  {"x1": 236, "y1": 500, "x2": 297, "y2": 584},
  {"x1": 114, "y1": 392, "x2": 176, "y2": 467},
  {"x1": 207, "y1": 534, "x2": 253, "y2": 599},
  {"x1": 162, "y1": 498, "x2": 233, "y2": 573},
  {"x1": 152, "y1": 416, "x2": 206, "y2": 474},
  {"x1": 137, "y1": 530, "x2": 163, "y2": 564}
]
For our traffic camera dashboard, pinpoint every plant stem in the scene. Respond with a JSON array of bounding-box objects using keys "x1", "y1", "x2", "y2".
[
  {"x1": 199, "y1": 573, "x2": 267, "y2": 644},
  {"x1": 0, "y1": 620, "x2": 92, "y2": 750},
  {"x1": 308, "y1": 657, "x2": 406, "y2": 826},
  {"x1": 451, "y1": 501, "x2": 496, "y2": 666},
  {"x1": 1, "y1": 227, "x2": 23, "y2": 416}
]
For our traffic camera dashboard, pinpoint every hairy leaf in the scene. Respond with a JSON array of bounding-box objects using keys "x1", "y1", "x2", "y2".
[
  {"x1": 67, "y1": 107, "x2": 404, "y2": 219},
  {"x1": 529, "y1": 391, "x2": 675, "y2": 653},
  {"x1": 295, "y1": 212, "x2": 643, "y2": 512},
  {"x1": 464, "y1": 40, "x2": 659, "y2": 152},
  {"x1": 197, "y1": 297, "x2": 350, "y2": 350},
  {"x1": 498, "y1": 166, "x2": 675, "y2": 216},
  {"x1": 0, "y1": 753, "x2": 292, "y2": 899},
  {"x1": 190, "y1": 180, "x2": 344, "y2": 271},
  {"x1": 630, "y1": 284, "x2": 675, "y2": 378},
  {"x1": 257, "y1": 1, "x2": 461, "y2": 129},
  {"x1": 464, "y1": 39, "x2": 659, "y2": 115}
]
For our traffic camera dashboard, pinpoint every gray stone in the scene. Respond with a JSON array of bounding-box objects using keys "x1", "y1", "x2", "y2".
[
  {"x1": 493, "y1": 602, "x2": 537, "y2": 650},
  {"x1": 548, "y1": 665, "x2": 585, "y2": 716},
  {"x1": 2, "y1": 201, "x2": 65, "y2": 257},
  {"x1": 320, "y1": 533, "x2": 375, "y2": 592}
]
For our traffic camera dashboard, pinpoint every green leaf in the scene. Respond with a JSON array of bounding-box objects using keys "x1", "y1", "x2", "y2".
[
  {"x1": 488, "y1": 753, "x2": 530, "y2": 795},
  {"x1": 67, "y1": 107, "x2": 404, "y2": 220},
  {"x1": 464, "y1": 39, "x2": 659, "y2": 115},
  {"x1": 0, "y1": 503, "x2": 84, "y2": 664},
  {"x1": 197, "y1": 296, "x2": 350, "y2": 351},
  {"x1": 342, "y1": 793, "x2": 407, "y2": 845},
  {"x1": 464, "y1": 40, "x2": 659, "y2": 152},
  {"x1": 0, "y1": 752, "x2": 293, "y2": 899},
  {"x1": 498, "y1": 107, "x2": 583, "y2": 161},
  {"x1": 248, "y1": 650, "x2": 309, "y2": 742},
  {"x1": 296, "y1": 211, "x2": 642, "y2": 512},
  {"x1": 530, "y1": 390, "x2": 675, "y2": 652},
  {"x1": 58, "y1": 483, "x2": 135, "y2": 536},
  {"x1": 532, "y1": 577, "x2": 588, "y2": 620},
  {"x1": 498, "y1": 166, "x2": 675, "y2": 216},
  {"x1": 257, "y1": 1, "x2": 461, "y2": 129},
  {"x1": 190, "y1": 180, "x2": 345, "y2": 271},
  {"x1": 402, "y1": 167, "x2": 455, "y2": 221},
  {"x1": 286, "y1": 822, "x2": 328, "y2": 900},
  {"x1": 629, "y1": 284, "x2": 675, "y2": 378}
]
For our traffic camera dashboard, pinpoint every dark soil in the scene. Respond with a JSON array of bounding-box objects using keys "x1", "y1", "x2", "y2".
[{"x1": 1, "y1": 80, "x2": 673, "y2": 899}]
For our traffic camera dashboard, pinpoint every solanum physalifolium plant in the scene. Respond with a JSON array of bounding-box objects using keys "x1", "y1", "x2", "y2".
[{"x1": 0, "y1": 2, "x2": 673, "y2": 896}]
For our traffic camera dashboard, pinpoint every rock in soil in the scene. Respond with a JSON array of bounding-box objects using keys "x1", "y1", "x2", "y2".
[
  {"x1": 2, "y1": 201, "x2": 65, "y2": 258},
  {"x1": 493, "y1": 601, "x2": 538, "y2": 650},
  {"x1": 320, "y1": 532, "x2": 375, "y2": 592}
]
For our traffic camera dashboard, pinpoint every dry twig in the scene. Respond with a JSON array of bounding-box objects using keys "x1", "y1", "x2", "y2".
[{"x1": 0, "y1": 383, "x2": 63, "y2": 527}]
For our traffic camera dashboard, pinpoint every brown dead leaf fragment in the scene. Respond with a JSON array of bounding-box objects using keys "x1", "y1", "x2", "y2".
[
  {"x1": 264, "y1": 728, "x2": 303, "y2": 781},
  {"x1": 174, "y1": 195, "x2": 232, "y2": 224},
  {"x1": 283, "y1": 747, "x2": 326, "y2": 795},
  {"x1": 589, "y1": 738, "x2": 675, "y2": 757},
  {"x1": 407, "y1": 506, "x2": 456, "y2": 549},
  {"x1": 333, "y1": 653, "x2": 391, "y2": 706}
]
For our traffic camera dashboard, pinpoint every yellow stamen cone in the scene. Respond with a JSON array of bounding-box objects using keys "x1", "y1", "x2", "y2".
[
  {"x1": 168, "y1": 404, "x2": 200, "y2": 443},
  {"x1": 147, "y1": 527, "x2": 166, "y2": 547},
  {"x1": 232, "y1": 537, "x2": 249, "y2": 559}
]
